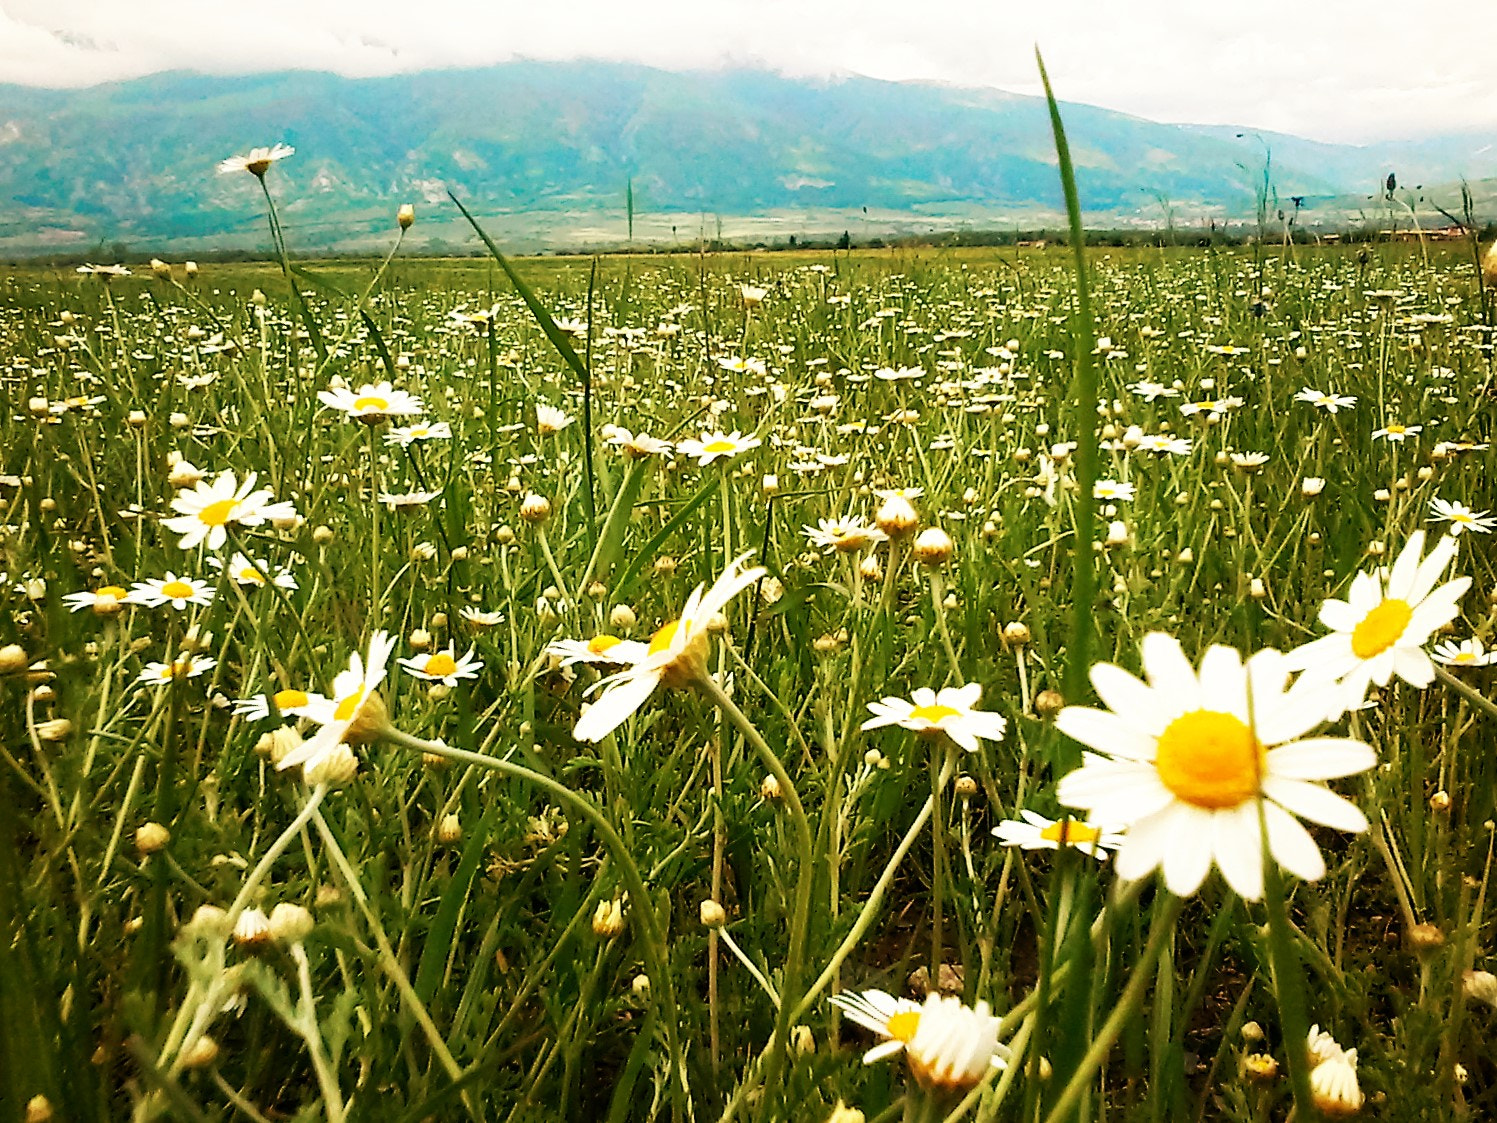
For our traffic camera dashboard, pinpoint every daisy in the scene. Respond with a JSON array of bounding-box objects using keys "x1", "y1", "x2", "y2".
[
  {"x1": 127, "y1": 573, "x2": 215, "y2": 611},
  {"x1": 208, "y1": 552, "x2": 297, "y2": 590},
  {"x1": 397, "y1": 645, "x2": 484, "y2": 686},
  {"x1": 804, "y1": 517, "x2": 889, "y2": 553},
  {"x1": 1372, "y1": 421, "x2": 1421, "y2": 442},
  {"x1": 536, "y1": 404, "x2": 574, "y2": 435},
  {"x1": 830, "y1": 990, "x2": 1008, "y2": 1093},
  {"x1": 572, "y1": 553, "x2": 765, "y2": 743},
  {"x1": 603, "y1": 427, "x2": 673, "y2": 459},
  {"x1": 1285, "y1": 530, "x2": 1470, "y2": 706},
  {"x1": 460, "y1": 606, "x2": 504, "y2": 629},
  {"x1": 378, "y1": 489, "x2": 442, "y2": 510},
  {"x1": 384, "y1": 422, "x2": 452, "y2": 447},
  {"x1": 545, "y1": 635, "x2": 650, "y2": 668},
  {"x1": 162, "y1": 471, "x2": 296, "y2": 551},
  {"x1": 76, "y1": 263, "x2": 131, "y2": 279},
  {"x1": 676, "y1": 431, "x2": 762, "y2": 466},
  {"x1": 1179, "y1": 396, "x2": 1244, "y2": 418},
  {"x1": 1429, "y1": 497, "x2": 1496, "y2": 535},
  {"x1": 1056, "y1": 633, "x2": 1375, "y2": 900},
  {"x1": 1294, "y1": 387, "x2": 1357, "y2": 414},
  {"x1": 1432, "y1": 638, "x2": 1497, "y2": 668},
  {"x1": 1135, "y1": 434, "x2": 1193, "y2": 456},
  {"x1": 278, "y1": 632, "x2": 397, "y2": 778},
  {"x1": 231, "y1": 688, "x2": 327, "y2": 721},
  {"x1": 862, "y1": 684, "x2": 1007, "y2": 753},
  {"x1": 1092, "y1": 479, "x2": 1136, "y2": 502},
  {"x1": 1127, "y1": 380, "x2": 1179, "y2": 401},
  {"x1": 318, "y1": 382, "x2": 424, "y2": 423},
  {"x1": 991, "y1": 810, "x2": 1123, "y2": 861},
  {"x1": 62, "y1": 585, "x2": 129, "y2": 614},
  {"x1": 136, "y1": 654, "x2": 217, "y2": 687},
  {"x1": 217, "y1": 143, "x2": 295, "y2": 177}
]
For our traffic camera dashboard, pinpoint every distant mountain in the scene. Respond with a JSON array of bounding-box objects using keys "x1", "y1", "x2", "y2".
[{"x1": 3, "y1": 61, "x2": 1496, "y2": 256}]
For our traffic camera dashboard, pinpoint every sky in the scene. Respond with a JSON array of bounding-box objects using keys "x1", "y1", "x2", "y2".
[{"x1": 4, "y1": 0, "x2": 1497, "y2": 144}]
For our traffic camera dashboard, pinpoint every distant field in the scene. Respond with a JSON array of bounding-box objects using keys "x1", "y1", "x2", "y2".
[{"x1": 1, "y1": 239, "x2": 1493, "y2": 1121}]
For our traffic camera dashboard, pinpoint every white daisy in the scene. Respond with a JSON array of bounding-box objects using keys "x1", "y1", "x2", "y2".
[
  {"x1": 572, "y1": 553, "x2": 765, "y2": 743},
  {"x1": 62, "y1": 585, "x2": 130, "y2": 614},
  {"x1": 217, "y1": 143, "x2": 295, "y2": 176},
  {"x1": 384, "y1": 422, "x2": 452, "y2": 447},
  {"x1": 545, "y1": 635, "x2": 650, "y2": 668},
  {"x1": 208, "y1": 552, "x2": 297, "y2": 590},
  {"x1": 1432, "y1": 638, "x2": 1497, "y2": 668},
  {"x1": 1428, "y1": 497, "x2": 1496, "y2": 535},
  {"x1": 1294, "y1": 387, "x2": 1357, "y2": 414},
  {"x1": 1092, "y1": 479, "x2": 1136, "y2": 502},
  {"x1": 126, "y1": 573, "x2": 215, "y2": 611},
  {"x1": 1056, "y1": 634, "x2": 1375, "y2": 901},
  {"x1": 161, "y1": 471, "x2": 296, "y2": 551},
  {"x1": 318, "y1": 382, "x2": 424, "y2": 422},
  {"x1": 536, "y1": 404, "x2": 574, "y2": 435},
  {"x1": 397, "y1": 645, "x2": 484, "y2": 686},
  {"x1": 991, "y1": 810, "x2": 1123, "y2": 861},
  {"x1": 862, "y1": 684, "x2": 1007, "y2": 753},
  {"x1": 1285, "y1": 530, "x2": 1470, "y2": 707},
  {"x1": 803, "y1": 517, "x2": 889, "y2": 553},
  {"x1": 137, "y1": 654, "x2": 217, "y2": 686},
  {"x1": 278, "y1": 632, "x2": 397, "y2": 778},
  {"x1": 231, "y1": 687, "x2": 327, "y2": 721},
  {"x1": 676, "y1": 431, "x2": 762, "y2": 466},
  {"x1": 830, "y1": 990, "x2": 1008, "y2": 1093}
]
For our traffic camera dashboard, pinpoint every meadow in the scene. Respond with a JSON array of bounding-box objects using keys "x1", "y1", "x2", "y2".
[{"x1": 1, "y1": 201, "x2": 1495, "y2": 1122}]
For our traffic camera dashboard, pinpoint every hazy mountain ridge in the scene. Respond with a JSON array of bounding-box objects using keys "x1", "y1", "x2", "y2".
[{"x1": 2, "y1": 61, "x2": 1495, "y2": 256}]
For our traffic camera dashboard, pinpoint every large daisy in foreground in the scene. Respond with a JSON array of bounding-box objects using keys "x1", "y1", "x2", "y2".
[
  {"x1": 1284, "y1": 530, "x2": 1469, "y2": 710},
  {"x1": 830, "y1": 989, "x2": 1008, "y2": 1094},
  {"x1": 571, "y1": 553, "x2": 765, "y2": 743},
  {"x1": 278, "y1": 632, "x2": 396, "y2": 779},
  {"x1": 1056, "y1": 634, "x2": 1374, "y2": 901}
]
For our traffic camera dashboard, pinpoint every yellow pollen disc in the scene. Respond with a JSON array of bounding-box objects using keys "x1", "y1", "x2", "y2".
[
  {"x1": 198, "y1": 498, "x2": 239, "y2": 526},
  {"x1": 1386, "y1": 425, "x2": 1406, "y2": 434},
  {"x1": 1351, "y1": 598, "x2": 1412, "y2": 659},
  {"x1": 702, "y1": 439, "x2": 737, "y2": 454},
  {"x1": 353, "y1": 395, "x2": 390, "y2": 413},
  {"x1": 274, "y1": 689, "x2": 309, "y2": 710},
  {"x1": 885, "y1": 1010, "x2": 921, "y2": 1043},
  {"x1": 160, "y1": 580, "x2": 194, "y2": 599},
  {"x1": 588, "y1": 635, "x2": 622, "y2": 654},
  {"x1": 1154, "y1": 709, "x2": 1261, "y2": 810},
  {"x1": 98, "y1": 586, "x2": 127, "y2": 599},
  {"x1": 909, "y1": 703, "x2": 961, "y2": 725},
  {"x1": 334, "y1": 688, "x2": 366, "y2": 722},
  {"x1": 237, "y1": 566, "x2": 265, "y2": 584},
  {"x1": 649, "y1": 619, "x2": 682, "y2": 656},
  {"x1": 1452, "y1": 653, "x2": 1477, "y2": 665},
  {"x1": 425, "y1": 653, "x2": 458, "y2": 677},
  {"x1": 1040, "y1": 819, "x2": 1102, "y2": 846}
]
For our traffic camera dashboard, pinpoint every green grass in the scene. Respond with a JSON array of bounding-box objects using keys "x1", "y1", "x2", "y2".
[{"x1": 0, "y1": 237, "x2": 1494, "y2": 1122}]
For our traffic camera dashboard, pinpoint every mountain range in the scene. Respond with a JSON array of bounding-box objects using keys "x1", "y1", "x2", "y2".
[{"x1": 3, "y1": 61, "x2": 1495, "y2": 257}]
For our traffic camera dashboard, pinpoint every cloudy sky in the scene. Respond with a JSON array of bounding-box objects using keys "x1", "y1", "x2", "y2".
[{"x1": 3, "y1": 0, "x2": 1495, "y2": 144}]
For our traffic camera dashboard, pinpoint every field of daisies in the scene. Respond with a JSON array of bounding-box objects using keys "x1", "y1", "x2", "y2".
[{"x1": 3, "y1": 148, "x2": 1497, "y2": 1123}]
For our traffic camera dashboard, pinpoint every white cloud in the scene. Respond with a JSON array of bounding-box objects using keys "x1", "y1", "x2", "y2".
[{"x1": 4, "y1": 0, "x2": 1497, "y2": 142}]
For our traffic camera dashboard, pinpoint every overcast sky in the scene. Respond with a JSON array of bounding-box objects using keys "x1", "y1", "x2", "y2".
[{"x1": 4, "y1": 0, "x2": 1495, "y2": 144}]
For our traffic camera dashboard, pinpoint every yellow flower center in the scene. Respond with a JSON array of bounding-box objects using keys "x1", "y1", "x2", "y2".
[
  {"x1": 425, "y1": 653, "x2": 458, "y2": 677},
  {"x1": 1386, "y1": 424, "x2": 1406, "y2": 435},
  {"x1": 160, "y1": 580, "x2": 194, "y2": 599},
  {"x1": 886, "y1": 1010, "x2": 921, "y2": 1044},
  {"x1": 353, "y1": 395, "x2": 390, "y2": 413},
  {"x1": 588, "y1": 635, "x2": 622, "y2": 655},
  {"x1": 1350, "y1": 598, "x2": 1412, "y2": 659},
  {"x1": 1040, "y1": 819, "x2": 1103, "y2": 846},
  {"x1": 1452, "y1": 653, "x2": 1477, "y2": 665},
  {"x1": 245, "y1": 157, "x2": 273, "y2": 176},
  {"x1": 236, "y1": 566, "x2": 266, "y2": 584},
  {"x1": 198, "y1": 498, "x2": 239, "y2": 526},
  {"x1": 98, "y1": 585, "x2": 127, "y2": 599},
  {"x1": 334, "y1": 688, "x2": 366, "y2": 722},
  {"x1": 1154, "y1": 709, "x2": 1262, "y2": 810},
  {"x1": 274, "y1": 689, "x2": 309, "y2": 710},
  {"x1": 649, "y1": 619, "x2": 682, "y2": 656},
  {"x1": 703, "y1": 439, "x2": 737, "y2": 454},
  {"x1": 909, "y1": 703, "x2": 961, "y2": 725}
]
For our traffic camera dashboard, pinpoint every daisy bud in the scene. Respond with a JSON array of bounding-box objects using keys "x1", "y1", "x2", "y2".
[
  {"x1": 26, "y1": 1095, "x2": 54, "y2": 1123},
  {"x1": 180, "y1": 1034, "x2": 220, "y2": 1069},
  {"x1": 435, "y1": 813, "x2": 462, "y2": 844},
  {"x1": 1373, "y1": 488, "x2": 1390, "y2": 503},
  {"x1": 150, "y1": 258, "x2": 171, "y2": 279},
  {"x1": 135, "y1": 821, "x2": 170, "y2": 855},
  {"x1": 495, "y1": 525, "x2": 516, "y2": 545},
  {"x1": 654, "y1": 555, "x2": 678, "y2": 575},
  {"x1": 1249, "y1": 577, "x2": 1267, "y2": 600},
  {"x1": 954, "y1": 774, "x2": 978, "y2": 799},
  {"x1": 1430, "y1": 790, "x2": 1451, "y2": 813},
  {"x1": 1309, "y1": 1053, "x2": 1364, "y2": 1116},
  {"x1": 268, "y1": 902, "x2": 315, "y2": 944},
  {"x1": 587, "y1": 581, "x2": 608, "y2": 600},
  {"x1": 1014, "y1": 447, "x2": 1032, "y2": 464},
  {"x1": 609, "y1": 604, "x2": 637, "y2": 630},
  {"x1": 409, "y1": 628, "x2": 432, "y2": 650},
  {"x1": 762, "y1": 473, "x2": 780, "y2": 496},
  {"x1": 0, "y1": 644, "x2": 27, "y2": 674},
  {"x1": 520, "y1": 493, "x2": 552, "y2": 524},
  {"x1": 791, "y1": 1025, "x2": 815, "y2": 1054},
  {"x1": 631, "y1": 973, "x2": 651, "y2": 997},
  {"x1": 1002, "y1": 621, "x2": 1031, "y2": 647},
  {"x1": 170, "y1": 412, "x2": 190, "y2": 429},
  {"x1": 312, "y1": 524, "x2": 335, "y2": 544},
  {"x1": 912, "y1": 527, "x2": 954, "y2": 566},
  {"x1": 1463, "y1": 969, "x2": 1497, "y2": 1007},
  {"x1": 1105, "y1": 520, "x2": 1130, "y2": 548},
  {"x1": 1242, "y1": 1053, "x2": 1279, "y2": 1083},
  {"x1": 127, "y1": 410, "x2": 148, "y2": 429},
  {"x1": 1122, "y1": 425, "x2": 1144, "y2": 450},
  {"x1": 28, "y1": 396, "x2": 50, "y2": 416},
  {"x1": 431, "y1": 612, "x2": 449, "y2": 628},
  {"x1": 397, "y1": 203, "x2": 416, "y2": 229},
  {"x1": 760, "y1": 774, "x2": 783, "y2": 802},
  {"x1": 315, "y1": 884, "x2": 344, "y2": 908},
  {"x1": 36, "y1": 718, "x2": 73, "y2": 743},
  {"x1": 271, "y1": 512, "x2": 301, "y2": 532},
  {"x1": 825, "y1": 1100, "x2": 865, "y2": 1123},
  {"x1": 187, "y1": 904, "x2": 232, "y2": 939},
  {"x1": 305, "y1": 743, "x2": 359, "y2": 786},
  {"x1": 257, "y1": 726, "x2": 304, "y2": 767},
  {"x1": 592, "y1": 898, "x2": 626, "y2": 939},
  {"x1": 1034, "y1": 689, "x2": 1065, "y2": 718},
  {"x1": 1175, "y1": 547, "x2": 1194, "y2": 565},
  {"x1": 232, "y1": 907, "x2": 273, "y2": 950},
  {"x1": 1241, "y1": 1021, "x2": 1265, "y2": 1043},
  {"x1": 1408, "y1": 922, "x2": 1445, "y2": 957},
  {"x1": 1416, "y1": 465, "x2": 1434, "y2": 482},
  {"x1": 875, "y1": 493, "x2": 920, "y2": 537},
  {"x1": 858, "y1": 555, "x2": 883, "y2": 581},
  {"x1": 184, "y1": 260, "x2": 198, "y2": 278},
  {"x1": 700, "y1": 899, "x2": 727, "y2": 929}
]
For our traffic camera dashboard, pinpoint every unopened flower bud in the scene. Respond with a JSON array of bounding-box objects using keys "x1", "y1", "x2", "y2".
[
  {"x1": 180, "y1": 1034, "x2": 220, "y2": 1069},
  {"x1": 305, "y1": 743, "x2": 359, "y2": 786},
  {"x1": 435, "y1": 813, "x2": 462, "y2": 844},
  {"x1": 610, "y1": 604, "x2": 637, "y2": 630},
  {"x1": 1002, "y1": 621, "x2": 1031, "y2": 647},
  {"x1": 1409, "y1": 922, "x2": 1445, "y2": 956},
  {"x1": 1430, "y1": 790, "x2": 1451, "y2": 813},
  {"x1": 232, "y1": 907, "x2": 272, "y2": 949},
  {"x1": 760, "y1": 774, "x2": 783, "y2": 802},
  {"x1": 135, "y1": 821, "x2": 170, "y2": 855},
  {"x1": 520, "y1": 493, "x2": 552, "y2": 524},
  {"x1": 912, "y1": 527, "x2": 954, "y2": 566},
  {"x1": 268, "y1": 902, "x2": 315, "y2": 944},
  {"x1": 700, "y1": 899, "x2": 727, "y2": 929},
  {"x1": 397, "y1": 203, "x2": 416, "y2": 229},
  {"x1": 26, "y1": 1095, "x2": 55, "y2": 1123},
  {"x1": 36, "y1": 718, "x2": 73, "y2": 743},
  {"x1": 0, "y1": 644, "x2": 28, "y2": 674},
  {"x1": 1243, "y1": 1053, "x2": 1280, "y2": 1083},
  {"x1": 874, "y1": 493, "x2": 920, "y2": 537},
  {"x1": 1035, "y1": 689, "x2": 1065, "y2": 718},
  {"x1": 954, "y1": 774, "x2": 978, "y2": 799},
  {"x1": 127, "y1": 410, "x2": 148, "y2": 429},
  {"x1": 593, "y1": 897, "x2": 626, "y2": 939},
  {"x1": 1463, "y1": 969, "x2": 1497, "y2": 1007},
  {"x1": 825, "y1": 1101, "x2": 865, "y2": 1123}
]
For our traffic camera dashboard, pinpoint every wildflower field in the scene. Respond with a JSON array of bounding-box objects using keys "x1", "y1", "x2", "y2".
[{"x1": 3, "y1": 177, "x2": 1497, "y2": 1121}]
